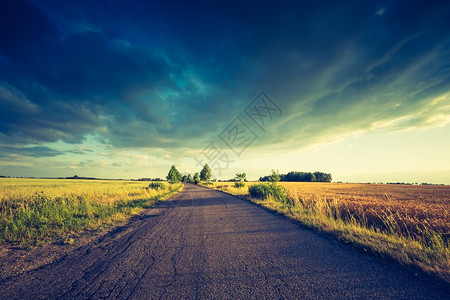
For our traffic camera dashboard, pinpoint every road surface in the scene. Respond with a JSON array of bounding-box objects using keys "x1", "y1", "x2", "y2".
[{"x1": 0, "y1": 183, "x2": 447, "y2": 299}]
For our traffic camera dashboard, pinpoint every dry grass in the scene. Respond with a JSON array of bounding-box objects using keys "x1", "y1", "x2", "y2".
[
  {"x1": 280, "y1": 182, "x2": 450, "y2": 238},
  {"x1": 209, "y1": 181, "x2": 450, "y2": 283}
]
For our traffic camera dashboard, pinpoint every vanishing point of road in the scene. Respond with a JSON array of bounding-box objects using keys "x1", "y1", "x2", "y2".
[{"x1": 0, "y1": 184, "x2": 448, "y2": 299}]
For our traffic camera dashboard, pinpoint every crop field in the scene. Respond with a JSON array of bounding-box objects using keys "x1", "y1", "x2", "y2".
[
  {"x1": 283, "y1": 182, "x2": 449, "y2": 237},
  {"x1": 0, "y1": 178, "x2": 182, "y2": 247},
  {"x1": 210, "y1": 181, "x2": 450, "y2": 281},
  {"x1": 214, "y1": 182, "x2": 450, "y2": 235}
]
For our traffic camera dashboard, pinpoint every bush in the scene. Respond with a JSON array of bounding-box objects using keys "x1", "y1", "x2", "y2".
[
  {"x1": 193, "y1": 173, "x2": 200, "y2": 184},
  {"x1": 248, "y1": 183, "x2": 287, "y2": 202},
  {"x1": 148, "y1": 182, "x2": 166, "y2": 190},
  {"x1": 234, "y1": 182, "x2": 245, "y2": 188}
]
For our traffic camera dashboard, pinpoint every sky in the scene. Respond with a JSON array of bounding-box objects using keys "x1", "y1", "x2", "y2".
[{"x1": 0, "y1": 0, "x2": 449, "y2": 183}]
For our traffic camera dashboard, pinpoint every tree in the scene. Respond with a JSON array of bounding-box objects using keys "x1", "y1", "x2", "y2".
[
  {"x1": 268, "y1": 169, "x2": 280, "y2": 184},
  {"x1": 186, "y1": 174, "x2": 192, "y2": 183},
  {"x1": 314, "y1": 171, "x2": 332, "y2": 182},
  {"x1": 260, "y1": 170, "x2": 332, "y2": 182},
  {"x1": 193, "y1": 172, "x2": 200, "y2": 184},
  {"x1": 200, "y1": 163, "x2": 211, "y2": 182},
  {"x1": 166, "y1": 165, "x2": 182, "y2": 183},
  {"x1": 235, "y1": 172, "x2": 246, "y2": 182},
  {"x1": 181, "y1": 175, "x2": 187, "y2": 182}
]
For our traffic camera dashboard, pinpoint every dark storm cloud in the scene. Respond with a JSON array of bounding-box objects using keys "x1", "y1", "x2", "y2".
[
  {"x1": 0, "y1": 145, "x2": 61, "y2": 158},
  {"x1": 0, "y1": 83, "x2": 99, "y2": 144},
  {"x1": 0, "y1": 0, "x2": 449, "y2": 156},
  {"x1": 0, "y1": 144, "x2": 93, "y2": 159}
]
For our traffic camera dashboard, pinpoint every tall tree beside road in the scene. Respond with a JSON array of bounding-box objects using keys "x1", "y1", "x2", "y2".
[
  {"x1": 200, "y1": 164, "x2": 211, "y2": 182},
  {"x1": 167, "y1": 165, "x2": 182, "y2": 183}
]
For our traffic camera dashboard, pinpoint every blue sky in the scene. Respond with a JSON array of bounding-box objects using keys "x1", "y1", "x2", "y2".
[{"x1": 0, "y1": 0, "x2": 449, "y2": 183}]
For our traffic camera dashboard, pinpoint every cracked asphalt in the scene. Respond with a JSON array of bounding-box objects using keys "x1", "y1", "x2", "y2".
[{"x1": 0, "y1": 183, "x2": 448, "y2": 299}]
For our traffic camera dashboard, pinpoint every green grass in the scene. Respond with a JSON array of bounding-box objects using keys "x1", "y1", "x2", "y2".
[
  {"x1": 148, "y1": 181, "x2": 166, "y2": 190},
  {"x1": 0, "y1": 179, "x2": 183, "y2": 247},
  {"x1": 234, "y1": 182, "x2": 245, "y2": 188},
  {"x1": 248, "y1": 183, "x2": 287, "y2": 202}
]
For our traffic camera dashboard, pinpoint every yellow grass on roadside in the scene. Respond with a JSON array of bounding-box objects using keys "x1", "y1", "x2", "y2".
[{"x1": 0, "y1": 178, "x2": 182, "y2": 246}]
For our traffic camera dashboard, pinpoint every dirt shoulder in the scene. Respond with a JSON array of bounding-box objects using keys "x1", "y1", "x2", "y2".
[{"x1": 0, "y1": 210, "x2": 149, "y2": 280}]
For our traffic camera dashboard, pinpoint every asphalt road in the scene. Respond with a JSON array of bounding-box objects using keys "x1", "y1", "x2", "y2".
[{"x1": 0, "y1": 183, "x2": 448, "y2": 299}]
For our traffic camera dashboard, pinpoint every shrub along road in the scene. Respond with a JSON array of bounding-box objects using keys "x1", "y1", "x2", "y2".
[{"x1": 0, "y1": 184, "x2": 447, "y2": 299}]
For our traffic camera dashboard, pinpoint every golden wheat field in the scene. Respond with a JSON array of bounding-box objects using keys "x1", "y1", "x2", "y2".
[
  {"x1": 215, "y1": 182, "x2": 450, "y2": 237},
  {"x1": 282, "y1": 182, "x2": 450, "y2": 236}
]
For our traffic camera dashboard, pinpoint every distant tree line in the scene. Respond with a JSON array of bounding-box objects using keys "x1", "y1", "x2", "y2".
[
  {"x1": 259, "y1": 171, "x2": 332, "y2": 183},
  {"x1": 138, "y1": 177, "x2": 164, "y2": 181},
  {"x1": 65, "y1": 175, "x2": 98, "y2": 180}
]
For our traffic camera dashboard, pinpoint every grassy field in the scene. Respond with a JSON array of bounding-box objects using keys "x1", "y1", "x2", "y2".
[
  {"x1": 0, "y1": 178, "x2": 182, "y2": 247},
  {"x1": 209, "y1": 182, "x2": 450, "y2": 282}
]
